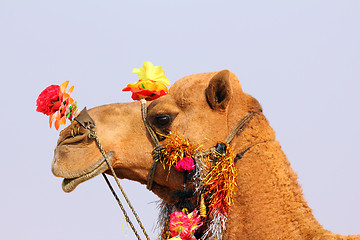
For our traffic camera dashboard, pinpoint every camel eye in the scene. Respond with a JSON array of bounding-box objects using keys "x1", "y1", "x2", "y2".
[{"x1": 156, "y1": 115, "x2": 170, "y2": 126}]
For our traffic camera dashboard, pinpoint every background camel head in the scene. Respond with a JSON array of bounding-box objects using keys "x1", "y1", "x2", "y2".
[{"x1": 52, "y1": 70, "x2": 263, "y2": 202}]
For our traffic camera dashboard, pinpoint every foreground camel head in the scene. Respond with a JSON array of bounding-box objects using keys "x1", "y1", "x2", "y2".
[
  {"x1": 52, "y1": 70, "x2": 263, "y2": 200},
  {"x1": 51, "y1": 69, "x2": 360, "y2": 239}
]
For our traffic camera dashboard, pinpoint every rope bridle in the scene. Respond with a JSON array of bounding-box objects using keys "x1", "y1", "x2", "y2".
[
  {"x1": 142, "y1": 96, "x2": 258, "y2": 191},
  {"x1": 141, "y1": 101, "x2": 259, "y2": 239},
  {"x1": 74, "y1": 101, "x2": 258, "y2": 240},
  {"x1": 75, "y1": 108, "x2": 150, "y2": 240}
]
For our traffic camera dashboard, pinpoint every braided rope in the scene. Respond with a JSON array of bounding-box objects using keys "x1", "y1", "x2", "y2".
[
  {"x1": 88, "y1": 130, "x2": 150, "y2": 240},
  {"x1": 224, "y1": 112, "x2": 255, "y2": 144},
  {"x1": 147, "y1": 145, "x2": 164, "y2": 190},
  {"x1": 140, "y1": 99, "x2": 163, "y2": 190},
  {"x1": 140, "y1": 99, "x2": 160, "y2": 146},
  {"x1": 101, "y1": 173, "x2": 142, "y2": 240}
]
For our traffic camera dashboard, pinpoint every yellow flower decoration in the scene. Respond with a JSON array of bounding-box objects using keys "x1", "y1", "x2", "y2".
[
  {"x1": 123, "y1": 61, "x2": 170, "y2": 101},
  {"x1": 132, "y1": 61, "x2": 170, "y2": 86}
]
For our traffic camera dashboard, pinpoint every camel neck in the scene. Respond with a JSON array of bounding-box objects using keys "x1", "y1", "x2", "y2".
[{"x1": 223, "y1": 127, "x2": 325, "y2": 239}]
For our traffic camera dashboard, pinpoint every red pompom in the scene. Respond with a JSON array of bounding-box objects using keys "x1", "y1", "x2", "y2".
[
  {"x1": 36, "y1": 85, "x2": 61, "y2": 115},
  {"x1": 175, "y1": 156, "x2": 195, "y2": 173}
]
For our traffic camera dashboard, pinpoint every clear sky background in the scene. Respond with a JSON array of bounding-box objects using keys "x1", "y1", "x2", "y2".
[{"x1": 1, "y1": 1, "x2": 359, "y2": 239}]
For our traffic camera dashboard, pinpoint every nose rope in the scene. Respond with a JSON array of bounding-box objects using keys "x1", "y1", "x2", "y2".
[
  {"x1": 139, "y1": 99, "x2": 164, "y2": 190},
  {"x1": 88, "y1": 130, "x2": 150, "y2": 240},
  {"x1": 75, "y1": 107, "x2": 150, "y2": 240},
  {"x1": 140, "y1": 99, "x2": 160, "y2": 146}
]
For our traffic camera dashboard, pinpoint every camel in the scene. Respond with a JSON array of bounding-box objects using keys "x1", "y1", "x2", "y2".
[{"x1": 51, "y1": 69, "x2": 360, "y2": 240}]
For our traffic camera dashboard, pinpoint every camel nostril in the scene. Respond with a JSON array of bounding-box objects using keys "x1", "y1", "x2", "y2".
[{"x1": 63, "y1": 125, "x2": 86, "y2": 141}]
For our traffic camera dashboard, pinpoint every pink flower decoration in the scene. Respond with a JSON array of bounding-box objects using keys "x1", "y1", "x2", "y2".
[
  {"x1": 187, "y1": 209, "x2": 202, "y2": 233},
  {"x1": 169, "y1": 209, "x2": 202, "y2": 240},
  {"x1": 169, "y1": 211, "x2": 191, "y2": 239},
  {"x1": 174, "y1": 156, "x2": 195, "y2": 173}
]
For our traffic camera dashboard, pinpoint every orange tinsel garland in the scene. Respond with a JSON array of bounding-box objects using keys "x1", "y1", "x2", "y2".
[
  {"x1": 156, "y1": 132, "x2": 200, "y2": 178},
  {"x1": 202, "y1": 142, "x2": 236, "y2": 217},
  {"x1": 155, "y1": 135, "x2": 237, "y2": 240}
]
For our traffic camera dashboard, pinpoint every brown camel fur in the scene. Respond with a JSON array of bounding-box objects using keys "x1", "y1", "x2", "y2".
[{"x1": 52, "y1": 70, "x2": 360, "y2": 239}]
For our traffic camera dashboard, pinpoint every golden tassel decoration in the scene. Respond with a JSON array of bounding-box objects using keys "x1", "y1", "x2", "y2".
[{"x1": 200, "y1": 194, "x2": 207, "y2": 218}]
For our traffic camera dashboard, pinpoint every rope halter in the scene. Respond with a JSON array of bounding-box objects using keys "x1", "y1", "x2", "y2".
[{"x1": 74, "y1": 107, "x2": 150, "y2": 240}]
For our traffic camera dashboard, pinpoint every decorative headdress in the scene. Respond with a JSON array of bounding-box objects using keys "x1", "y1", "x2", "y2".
[{"x1": 123, "y1": 62, "x2": 239, "y2": 240}]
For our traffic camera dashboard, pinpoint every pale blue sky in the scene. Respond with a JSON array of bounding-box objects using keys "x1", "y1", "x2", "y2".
[{"x1": 1, "y1": 1, "x2": 359, "y2": 239}]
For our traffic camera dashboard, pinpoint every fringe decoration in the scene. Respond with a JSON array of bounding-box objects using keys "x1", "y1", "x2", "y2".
[
  {"x1": 196, "y1": 142, "x2": 236, "y2": 240},
  {"x1": 156, "y1": 201, "x2": 175, "y2": 240},
  {"x1": 193, "y1": 150, "x2": 213, "y2": 193},
  {"x1": 203, "y1": 142, "x2": 236, "y2": 217},
  {"x1": 200, "y1": 211, "x2": 227, "y2": 240},
  {"x1": 155, "y1": 135, "x2": 237, "y2": 240}
]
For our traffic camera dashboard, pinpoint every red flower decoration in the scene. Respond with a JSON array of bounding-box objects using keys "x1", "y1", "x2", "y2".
[
  {"x1": 36, "y1": 81, "x2": 80, "y2": 130},
  {"x1": 123, "y1": 86, "x2": 168, "y2": 101},
  {"x1": 36, "y1": 85, "x2": 61, "y2": 115},
  {"x1": 174, "y1": 156, "x2": 195, "y2": 173}
]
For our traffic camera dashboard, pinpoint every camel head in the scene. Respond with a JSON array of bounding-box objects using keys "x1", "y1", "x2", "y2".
[
  {"x1": 50, "y1": 69, "x2": 360, "y2": 240},
  {"x1": 52, "y1": 69, "x2": 265, "y2": 202}
]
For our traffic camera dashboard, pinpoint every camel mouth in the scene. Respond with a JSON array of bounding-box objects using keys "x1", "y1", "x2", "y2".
[{"x1": 62, "y1": 152, "x2": 114, "y2": 193}]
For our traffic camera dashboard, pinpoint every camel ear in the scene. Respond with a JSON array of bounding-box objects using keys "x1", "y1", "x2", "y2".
[{"x1": 205, "y1": 69, "x2": 233, "y2": 110}]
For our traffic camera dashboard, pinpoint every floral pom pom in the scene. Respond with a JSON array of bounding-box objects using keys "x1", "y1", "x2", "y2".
[
  {"x1": 174, "y1": 156, "x2": 195, "y2": 173},
  {"x1": 36, "y1": 84, "x2": 61, "y2": 115},
  {"x1": 123, "y1": 61, "x2": 170, "y2": 101},
  {"x1": 187, "y1": 209, "x2": 202, "y2": 233},
  {"x1": 36, "y1": 81, "x2": 80, "y2": 130},
  {"x1": 169, "y1": 211, "x2": 191, "y2": 239},
  {"x1": 169, "y1": 209, "x2": 202, "y2": 240}
]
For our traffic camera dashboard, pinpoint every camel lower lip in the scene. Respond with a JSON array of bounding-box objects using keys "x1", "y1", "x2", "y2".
[{"x1": 62, "y1": 153, "x2": 113, "y2": 193}]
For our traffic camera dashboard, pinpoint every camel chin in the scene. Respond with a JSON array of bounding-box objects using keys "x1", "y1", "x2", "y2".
[
  {"x1": 53, "y1": 122, "x2": 115, "y2": 193},
  {"x1": 61, "y1": 154, "x2": 112, "y2": 193}
]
